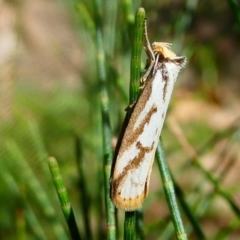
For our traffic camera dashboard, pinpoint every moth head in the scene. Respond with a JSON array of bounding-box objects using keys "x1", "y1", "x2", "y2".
[
  {"x1": 152, "y1": 42, "x2": 187, "y2": 69},
  {"x1": 152, "y1": 42, "x2": 176, "y2": 59}
]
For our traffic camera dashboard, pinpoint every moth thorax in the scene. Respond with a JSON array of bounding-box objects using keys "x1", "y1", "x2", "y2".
[{"x1": 152, "y1": 42, "x2": 177, "y2": 60}]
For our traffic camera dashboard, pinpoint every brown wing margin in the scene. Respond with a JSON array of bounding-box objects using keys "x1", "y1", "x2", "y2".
[{"x1": 109, "y1": 100, "x2": 138, "y2": 189}]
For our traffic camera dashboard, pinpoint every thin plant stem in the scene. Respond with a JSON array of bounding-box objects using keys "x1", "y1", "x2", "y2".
[
  {"x1": 75, "y1": 137, "x2": 92, "y2": 240},
  {"x1": 213, "y1": 217, "x2": 240, "y2": 239},
  {"x1": 124, "y1": 211, "x2": 136, "y2": 239},
  {"x1": 122, "y1": 0, "x2": 135, "y2": 38},
  {"x1": 6, "y1": 141, "x2": 68, "y2": 240},
  {"x1": 104, "y1": 1, "x2": 118, "y2": 57},
  {"x1": 193, "y1": 159, "x2": 240, "y2": 218},
  {"x1": 93, "y1": 0, "x2": 116, "y2": 239},
  {"x1": 0, "y1": 159, "x2": 47, "y2": 239},
  {"x1": 129, "y1": 8, "x2": 146, "y2": 103},
  {"x1": 48, "y1": 157, "x2": 81, "y2": 240},
  {"x1": 123, "y1": 7, "x2": 146, "y2": 240},
  {"x1": 136, "y1": 209, "x2": 144, "y2": 240},
  {"x1": 156, "y1": 139, "x2": 187, "y2": 240},
  {"x1": 169, "y1": 117, "x2": 240, "y2": 219},
  {"x1": 172, "y1": 175, "x2": 205, "y2": 239},
  {"x1": 173, "y1": 0, "x2": 198, "y2": 49}
]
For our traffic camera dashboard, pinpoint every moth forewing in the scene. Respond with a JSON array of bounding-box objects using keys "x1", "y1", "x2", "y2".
[{"x1": 110, "y1": 55, "x2": 186, "y2": 211}]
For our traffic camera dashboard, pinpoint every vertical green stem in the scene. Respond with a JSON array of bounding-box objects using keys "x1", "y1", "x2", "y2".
[
  {"x1": 156, "y1": 139, "x2": 187, "y2": 240},
  {"x1": 129, "y1": 8, "x2": 146, "y2": 103},
  {"x1": 123, "y1": 0, "x2": 135, "y2": 38},
  {"x1": 93, "y1": 0, "x2": 116, "y2": 239},
  {"x1": 6, "y1": 141, "x2": 68, "y2": 240},
  {"x1": 48, "y1": 157, "x2": 81, "y2": 240},
  {"x1": 124, "y1": 7, "x2": 146, "y2": 240},
  {"x1": 75, "y1": 137, "x2": 92, "y2": 240},
  {"x1": 124, "y1": 211, "x2": 136, "y2": 239},
  {"x1": 136, "y1": 209, "x2": 144, "y2": 240}
]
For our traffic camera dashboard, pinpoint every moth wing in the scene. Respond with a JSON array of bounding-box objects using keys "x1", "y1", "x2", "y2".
[
  {"x1": 110, "y1": 61, "x2": 185, "y2": 211},
  {"x1": 111, "y1": 144, "x2": 157, "y2": 211},
  {"x1": 111, "y1": 69, "x2": 168, "y2": 211}
]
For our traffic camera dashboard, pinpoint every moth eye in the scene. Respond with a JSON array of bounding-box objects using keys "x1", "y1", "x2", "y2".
[
  {"x1": 123, "y1": 198, "x2": 126, "y2": 201},
  {"x1": 118, "y1": 191, "x2": 121, "y2": 195}
]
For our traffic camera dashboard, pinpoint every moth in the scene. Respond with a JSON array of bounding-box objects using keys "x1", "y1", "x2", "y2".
[{"x1": 110, "y1": 20, "x2": 187, "y2": 211}]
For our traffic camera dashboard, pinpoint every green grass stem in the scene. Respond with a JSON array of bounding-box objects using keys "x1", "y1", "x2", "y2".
[
  {"x1": 48, "y1": 157, "x2": 81, "y2": 240},
  {"x1": 93, "y1": 0, "x2": 116, "y2": 239},
  {"x1": 122, "y1": 0, "x2": 135, "y2": 38},
  {"x1": 0, "y1": 163, "x2": 47, "y2": 239},
  {"x1": 129, "y1": 8, "x2": 146, "y2": 103},
  {"x1": 156, "y1": 139, "x2": 187, "y2": 240},
  {"x1": 136, "y1": 209, "x2": 144, "y2": 240},
  {"x1": 192, "y1": 159, "x2": 240, "y2": 218},
  {"x1": 6, "y1": 141, "x2": 68, "y2": 240},
  {"x1": 75, "y1": 137, "x2": 92, "y2": 240},
  {"x1": 124, "y1": 7, "x2": 145, "y2": 240},
  {"x1": 172, "y1": 175, "x2": 205, "y2": 239}
]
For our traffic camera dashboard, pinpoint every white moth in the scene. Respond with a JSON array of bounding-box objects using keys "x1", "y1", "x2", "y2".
[{"x1": 110, "y1": 21, "x2": 187, "y2": 211}]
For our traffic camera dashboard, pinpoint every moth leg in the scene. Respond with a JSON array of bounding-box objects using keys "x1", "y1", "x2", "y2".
[
  {"x1": 125, "y1": 100, "x2": 137, "y2": 111},
  {"x1": 140, "y1": 19, "x2": 155, "y2": 87},
  {"x1": 152, "y1": 53, "x2": 160, "y2": 76},
  {"x1": 143, "y1": 19, "x2": 155, "y2": 62}
]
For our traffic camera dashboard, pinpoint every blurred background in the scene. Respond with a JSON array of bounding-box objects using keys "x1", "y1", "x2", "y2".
[{"x1": 0, "y1": 0, "x2": 240, "y2": 239}]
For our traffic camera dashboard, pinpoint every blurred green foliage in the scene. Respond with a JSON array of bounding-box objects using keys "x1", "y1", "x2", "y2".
[{"x1": 0, "y1": 0, "x2": 240, "y2": 239}]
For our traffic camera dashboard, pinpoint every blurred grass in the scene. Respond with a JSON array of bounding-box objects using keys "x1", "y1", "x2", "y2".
[{"x1": 0, "y1": 0, "x2": 240, "y2": 239}]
